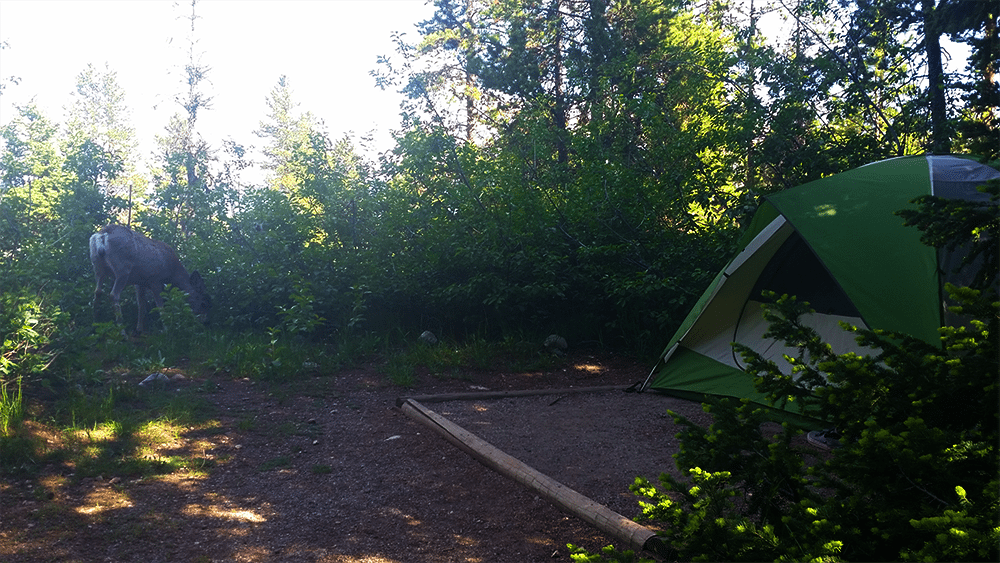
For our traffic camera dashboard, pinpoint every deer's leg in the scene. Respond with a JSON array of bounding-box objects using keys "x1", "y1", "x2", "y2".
[
  {"x1": 135, "y1": 286, "x2": 148, "y2": 334},
  {"x1": 92, "y1": 274, "x2": 104, "y2": 315},
  {"x1": 151, "y1": 283, "x2": 166, "y2": 311},
  {"x1": 149, "y1": 286, "x2": 173, "y2": 334},
  {"x1": 92, "y1": 258, "x2": 114, "y2": 320},
  {"x1": 109, "y1": 275, "x2": 130, "y2": 330}
]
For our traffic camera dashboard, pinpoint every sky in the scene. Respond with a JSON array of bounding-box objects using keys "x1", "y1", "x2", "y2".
[{"x1": 0, "y1": 0, "x2": 436, "y2": 168}]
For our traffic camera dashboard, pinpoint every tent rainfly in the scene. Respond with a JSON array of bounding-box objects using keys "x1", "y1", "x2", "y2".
[{"x1": 641, "y1": 155, "x2": 999, "y2": 416}]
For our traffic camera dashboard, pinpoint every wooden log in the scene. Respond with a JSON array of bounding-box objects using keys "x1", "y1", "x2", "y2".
[
  {"x1": 399, "y1": 398, "x2": 665, "y2": 557},
  {"x1": 396, "y1": 385, "x2": 631, "y2": 407}
]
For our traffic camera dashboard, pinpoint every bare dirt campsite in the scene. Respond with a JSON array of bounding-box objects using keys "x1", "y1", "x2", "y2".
[{"x1": 1, "y1": 352, "x2": 712, "y2": 563}]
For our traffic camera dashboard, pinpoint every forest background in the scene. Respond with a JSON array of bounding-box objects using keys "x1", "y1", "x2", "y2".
[{"x1": 0, "y1": 0, "x2": 997, "y2": 403}]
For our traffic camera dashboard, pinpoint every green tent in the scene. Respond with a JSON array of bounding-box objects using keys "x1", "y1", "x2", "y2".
[{"x1": 641, "y1": 155, "x2": 999, "y2": 414}]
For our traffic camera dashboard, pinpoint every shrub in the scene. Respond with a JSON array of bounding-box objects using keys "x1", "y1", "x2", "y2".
[
  {"x1": 628, "y1": 284, "x2": 998, "y2": 562},
  {"x1": 1, "y1": 291, "x2": 60, "y2": 386}
]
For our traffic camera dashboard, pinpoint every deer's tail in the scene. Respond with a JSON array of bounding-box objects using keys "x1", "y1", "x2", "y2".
[{"x1": 89, "y1": 232, "x2": 108, "y2": 262}]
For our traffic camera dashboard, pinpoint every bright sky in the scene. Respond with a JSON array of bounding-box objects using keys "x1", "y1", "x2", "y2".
[{"x1": 0, "y1": 0, "x2": 435, "y2": 169}]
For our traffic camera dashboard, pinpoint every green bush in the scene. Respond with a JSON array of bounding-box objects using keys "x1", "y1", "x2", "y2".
[
  {"x1": 0, "y1": 291, "x2": 60, "y2": 385},
  {"x1": 627, "y1": 284, "x2": 998, "y2": 562},
  {"x1": 145, "y1": 286, "x2": 208, "y2": 359}
]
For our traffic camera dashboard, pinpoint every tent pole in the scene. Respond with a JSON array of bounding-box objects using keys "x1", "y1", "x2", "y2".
[{"x1": 639, "y1": 343, "x2": 677, "y2": 391}]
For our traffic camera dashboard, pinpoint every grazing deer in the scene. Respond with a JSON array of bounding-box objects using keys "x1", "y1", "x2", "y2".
[{"x1": 90, "y1": 224, "x2": 211, "y2": 334}]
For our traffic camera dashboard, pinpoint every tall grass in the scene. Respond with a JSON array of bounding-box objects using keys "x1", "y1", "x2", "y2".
[{"x1": 0, "y1": 376, "x2": 24, "y2": 434}]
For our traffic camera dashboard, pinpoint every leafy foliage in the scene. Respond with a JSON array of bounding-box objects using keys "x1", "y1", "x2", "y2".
[
  {"x1": 896, "y1": 177, "x2": 1000, "y2": 292},
  {"x1": 634, "y1": 282, "x2": 998, "y2": 562},
  {"x1": 0, "y1": 291, "x2": 59, "y2": 382}
]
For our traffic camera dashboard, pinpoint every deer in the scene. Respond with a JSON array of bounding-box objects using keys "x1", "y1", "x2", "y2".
[{"x1": 90, "y1": 224, "x2": 211, "y2": 334}]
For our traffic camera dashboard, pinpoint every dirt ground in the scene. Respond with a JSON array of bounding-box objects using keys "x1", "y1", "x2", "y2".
[{"x1": 1, "y1": 351, "x2": 714, "y2": 563}]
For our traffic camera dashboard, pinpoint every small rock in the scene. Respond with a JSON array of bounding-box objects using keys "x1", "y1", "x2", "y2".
[{"x1": 138, "y1": 373, "x2": 170, "y2": 387}]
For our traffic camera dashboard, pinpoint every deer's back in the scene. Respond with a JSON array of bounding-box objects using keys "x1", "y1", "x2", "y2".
[{"x1": 97, "y1": 225, "x2": 190, "y2": 288}]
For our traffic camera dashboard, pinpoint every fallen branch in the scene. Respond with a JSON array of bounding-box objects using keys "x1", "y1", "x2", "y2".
[
  {"x1": 399, "y1": 398, "x2": 668, "y2": 558},
  {"x1": 396, "y1": 385, "x2": 630, "y2": 406}
]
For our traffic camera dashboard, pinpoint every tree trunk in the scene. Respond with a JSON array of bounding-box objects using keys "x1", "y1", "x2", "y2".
[
  {"x1": 552, "y1": 0, "x2": 568, "y2": 166},
  {"x1": 923, "y1": 0, "x2": 950, "y2": 153}
]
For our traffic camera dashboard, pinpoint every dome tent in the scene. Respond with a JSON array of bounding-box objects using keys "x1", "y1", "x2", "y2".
[{"x1": 641, "y1": 155, "x2": 999, "y2": 416}]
